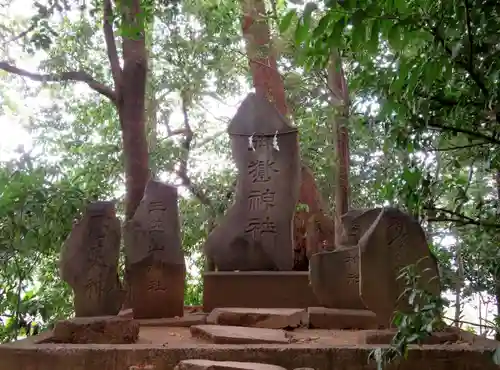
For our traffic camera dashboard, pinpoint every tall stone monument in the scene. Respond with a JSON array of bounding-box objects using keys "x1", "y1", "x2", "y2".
[
  {"x1": 124, "y1": 180, "x2": 186, "y2": 319},
  {"x1": 60, "y1": 201, "x2": 123, "y2": 317},
  {"x1": 203, "y1": 92, "x2": 301, "y2": 271}
]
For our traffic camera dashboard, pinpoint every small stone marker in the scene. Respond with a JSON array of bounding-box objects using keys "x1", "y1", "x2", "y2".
[
  {"x1": 190, "y1": 324, "x2": 291, "y2": 344},
  {"x1": 307, "y1": 307, "x2": 377, "y2": 330},
  {"x1": 124, "y1": 180, "x2": 186, "y2": 319},
  {"x1": 59, "y1": 201, "x2": 123, "y2": 317},
  {"x1": 203, "y1": 92, "x2": 301, "y2": 271},
  {"x1": 52, "y1": 316, "x2": 139, "y2": 344},
  {"x1": 175, "y1": 360, "x2": 287, "y2": 370},
  {"x1": 207, "y1": 307, "x2": 307, "y2": 329}
]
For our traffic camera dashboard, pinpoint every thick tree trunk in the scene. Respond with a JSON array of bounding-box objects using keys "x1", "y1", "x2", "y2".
[
  {"x1": 327, "y1": 50, "x2": 350, "y2": 246},
  {"x1": 240, "y1": 0, "x2": 334, "y2": 269},
  {"x1": 145, "y1": 18, "x2": 158, "y2": 178},
  {"x1": 118, "y1": 5, "x2": 150, "y2": 221},
  {"x1": 240, "y1": 0, "x2": 287, "y2": 115}
]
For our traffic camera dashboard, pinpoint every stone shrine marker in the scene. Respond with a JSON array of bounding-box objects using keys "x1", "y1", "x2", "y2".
[
  {"x1": 60, "y1": 201, "x2": 123, "y2": 317},
  {"x1": 204, "y1": 92, "x2": 301, "y2": 271},
  {"x1": 124, "y1": 180, "x2": 186, "y2": 319}
]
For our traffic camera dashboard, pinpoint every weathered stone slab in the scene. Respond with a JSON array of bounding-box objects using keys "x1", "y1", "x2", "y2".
[
  {"x1": 124, "y1": 180, "x2": 186, "y2": 319},
  {"x1": 203, "y1": 92, "x2": 301, "y2": 271},
  {"x1": 175, "y1": 359, "x2": 287, "y2": 370},
  {"x1": 139, "y1": 314, "x2": 207, "y2": 327},
  {"x1": 59, "y1": 201, "x2": 123, "y2": 317},
  {"x1": 353, "y1": 208, "x2": 441, "y2": 327},
  {"x1": 363, "y1": 329, "x2": 459, "y2": 345},
  {"x1": 52, "y1": 316, "x2": 139, "y2": 344},
  {"x1": 207, "y1": 308, "x2": 307, "y2": 329},
  {"x1": 190, "y1": 325, "x2": 291, "y2": 344},
  {"x1": 307, "y1": 307, "x2": 377, "y2": 330}
]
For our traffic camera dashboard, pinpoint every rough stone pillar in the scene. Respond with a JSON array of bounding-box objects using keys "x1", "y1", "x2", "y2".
[
  {"x1": 124, "y1": 180, "x2": 186, "y2": 319},
  {"x1": 60, "y1": 201, "x2": 123, "y2": 317},
  {"x1": 203, "y1": 92, "x2": 301, "y2": 271}
]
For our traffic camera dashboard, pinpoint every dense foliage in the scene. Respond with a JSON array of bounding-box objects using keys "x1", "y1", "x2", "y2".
[{"x1": 0, "y1": 0, "x2": 499, "y2": 351}]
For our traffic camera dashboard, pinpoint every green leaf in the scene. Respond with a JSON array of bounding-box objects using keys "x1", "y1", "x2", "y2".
[
  {"x1": 351, "y1": 20, "x2": 366, "y2": 51},
  {"x1": 423, "y1": 61, "x2": 441, "y2": 86},
  {"x1": 492, "y1": 346, "x2": 500, "y2": 365},
  {"x1": 295, "y1": 3, "x2": 317, "y2": 44},
  {"x1": 406, "y1": 65, "x2": 422, "y2": 96},
  {"x1": 328, "y1": 18, "x2": 346, "y2": 48},
  {"x1": 388, "y1": 23, "x2": 402, "y2": 50},
  {"x1": 312, "y1": 12, "x2": 334, "y2": 39},
  {"x1": 279, "y1": 9, "x2": 297, "y2": 34},
  {"x1": 367, "y1": 19, "x2": 380, "y2": 54},
  {"x1": 351, "y1": 9, "x2": 366, "y2": 26},
  {"x1": 295, "y1": 21, "x2": 309, "y2": 44}
]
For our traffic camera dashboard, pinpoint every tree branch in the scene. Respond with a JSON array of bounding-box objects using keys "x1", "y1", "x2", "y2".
[
  {"x1": 428, "y1": 142, "x2": 491, "y2": 151},
  {"x1": 425, "y1": 207, "x2": 500, "y2": 229},
  {"x1": 0, "y1": 61, "x2": 116, "y2": 102},
  {"x1": 103, "y1": 0, "x2": 122, "y2": 88},
  {"x1": 6, "y1": 23, "x2": 37, "y2": 44},
  {"x1": 177, "y1": 93, "x2": 213, "y2": 207},
  {"x1": 421, "y1": 117, "x2": 500, "y2": 145},
  {"x1": 463, "y1": 0, "x2": 474, "y2": 74},
  {"x1": 428, "y1": 25, "x2": 488, "y2": 98}
]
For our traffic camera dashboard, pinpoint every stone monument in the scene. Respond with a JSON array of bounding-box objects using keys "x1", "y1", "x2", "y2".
[
  {"x1": 124, "y1": 180, "x2": 186, "y2": 319},
  {"x1": 203, "y1": 92, "x2": 301, "y2": 271},
  {"x1": 59, "y1": 201, "x2": 123, "y2": 317},
  {"x1": 309, "y1": 207, "x2": 441, "y2": 328},
  {"x1": 202, "y1": 92, "x2": 321, "y2": 311}
]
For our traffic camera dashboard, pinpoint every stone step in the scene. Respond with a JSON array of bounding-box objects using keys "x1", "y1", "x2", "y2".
[
  {"x1": 207, "y1": 308, "x2": 307, "y2": 329},
  {"x1": 190, "y1": 325, "x2": 291, "y2": 344},
  {"x1": 175, "y1": 359, "x2": 287, "y2": 370}
]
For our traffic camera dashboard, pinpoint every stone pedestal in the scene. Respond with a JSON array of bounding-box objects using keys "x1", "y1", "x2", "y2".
[{"x1": 203, "y1": 272, "x2": 319, "y2": 312}]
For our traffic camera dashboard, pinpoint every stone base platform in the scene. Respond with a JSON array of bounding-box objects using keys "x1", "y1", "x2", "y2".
[
  {"x1": 203, "y1": 272, "x2": 319, "y2": 312},
  {"x1": 1, "y1": 323, "x2": 498, "y2": 370}
]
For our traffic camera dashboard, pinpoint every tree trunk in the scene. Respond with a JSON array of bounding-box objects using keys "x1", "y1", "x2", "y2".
[
  {"x1": 240, "y1": 0, "x2": 287, "y2": 115},
  {"x1": 145, "y1": 18, "x2": 158, "y2": 178},
  {"x1": 239, "y1": 0, "x2": 334, "y2": 269},
  {"x1": 495, "y1": 170, "x2": 500, "y2": 340},
  {"x1": 327, "y1": 50, "x2": 350, "y2": 246},
  {"x1": 118, "y1": 3, "x2": 150, "y2": 221}
]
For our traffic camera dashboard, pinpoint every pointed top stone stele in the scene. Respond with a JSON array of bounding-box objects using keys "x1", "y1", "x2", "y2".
[{"x1": 227, "y1": 92, "x2": 297, "y2": 136}]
